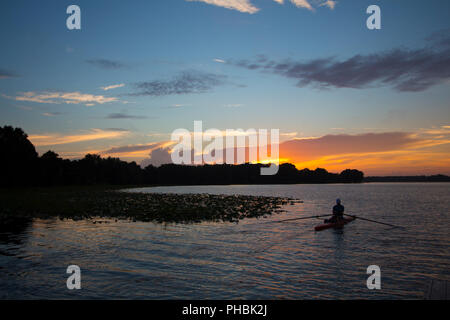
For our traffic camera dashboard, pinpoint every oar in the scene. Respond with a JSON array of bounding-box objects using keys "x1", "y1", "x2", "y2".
[
  {"x1": 344, "y1": 214, "x2": 404, "y2": 229},
  {"x1": 274, "y1": 214, "x2": 331, "y2": 223}
]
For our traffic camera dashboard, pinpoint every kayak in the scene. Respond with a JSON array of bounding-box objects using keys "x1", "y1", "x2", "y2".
[{"x1": 314, "y1": 216, "x2": 356, "y2": 231}]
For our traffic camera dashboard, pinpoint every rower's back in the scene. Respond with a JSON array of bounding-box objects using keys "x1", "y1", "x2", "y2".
[{"x1": 333, "y1": 199, "x2": 344, "y2": 217}]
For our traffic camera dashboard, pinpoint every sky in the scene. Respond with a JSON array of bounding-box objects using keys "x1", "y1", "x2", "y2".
[{"x1": 1, "y1": 0, "x2": 449, "y2": 175}]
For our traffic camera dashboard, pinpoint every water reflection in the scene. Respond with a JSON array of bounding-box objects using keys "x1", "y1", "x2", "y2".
[
  {"x1": 0, "y1": 218, "x2": 33, "y2": 256},
  {"x1": 0, "y1": 183, "x2": 449, "y2": 299}
]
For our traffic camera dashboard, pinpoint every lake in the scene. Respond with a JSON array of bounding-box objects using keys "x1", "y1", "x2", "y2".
[{"x1": 0, "y1": 183, "x2": 449, "y2": 299}]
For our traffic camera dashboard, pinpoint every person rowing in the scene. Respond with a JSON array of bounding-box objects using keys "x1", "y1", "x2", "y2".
[{"x1": 327, "y1": 198, "x2": 344, "y2": 223}]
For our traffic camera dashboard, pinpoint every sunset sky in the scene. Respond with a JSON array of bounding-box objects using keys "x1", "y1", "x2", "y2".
[{"x1": 1, "y1": 0, "x2": 449, "y2": 175}]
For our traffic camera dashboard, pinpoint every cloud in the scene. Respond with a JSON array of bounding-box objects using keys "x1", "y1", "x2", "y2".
[
  {"x1": 166, "y1": 104, "x2": 191, "y2": 108},
  {"x1": 278, "y1": 129, "x2": 449, "y2": 172},
  {"x1": 103, "y1": 128, "x2": 130, "y2": 132},
  {"x1": 232, "y1": 36, "x2": 450, "y2": 92},
  {"x1": 290, "y1": 0, "x2": 313, "y2": 10},
  {"x1": 298, "y1": 149, "x2": 450, "y2": 176},
  {"x1": 186, "y1": 0, "x2": 260, "y2": 13},
  {"x1": 186, "y1": 0, "x2": 334, "y2": 13},
  {"x1": 279, "y1": 132, "x2": 421, "y2": 162},
  {"x1": 6, "y1": 91, "x2": 118, "y2": 105},
  {"x1": 106, "y1": 113, "x2": 146, "y2": 119},
  {"x1": 85, "y1": 59, "x2": 126, "y2": 69},
  {"x1": 277, "y1": 130, "x2": 450, "y2": 175},
  {"x1": 102, "y1": 142, "x2": 163, "y2": 155},
  {"x1": 101, "y1": 141, "x2": 175, "y2": 162},
  {"x1": 0, "y1": 68, "x2": 16, "y2": 79},
  {"x1": 426, "y1": 28, "x2": 450, "y2": 48},
  {"x1": 319, "y1": 0, "x2": 336, "y2": 10},
  {"x1": 140, "y1": 147, "x2": 173, "y2": 168},
  {"x1": 168, "y1": 131, "x2": 425, "y2": 166},
  {"x1": 213, "y1": 58, "x2": 226, "y2": 63},
  {"x1": 42, "y1": 112, "x2": 62, "y2": 117},
  {"x1": 280, "y1": 131, "x2": 298, "y2": 138},
  {"x1": 29, "y1": 129, "x2": 129, "y2": 146},
  {"x1": 132, "y1": 71, "x2": 226, "y2": 96},
  {"x1": 101, "y1": 83, "x2": 125, "y2": 91},
  {"x1": 86, "y1": 127, "x2": 450, "y2": 175}
]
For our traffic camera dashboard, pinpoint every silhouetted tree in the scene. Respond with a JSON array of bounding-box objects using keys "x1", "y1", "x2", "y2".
[
  {"x1": 340, "y1": 169, "x2": 364, "y2": 183},
  {"x1": 0, "y1": 126, "x2": 38, "y2": 186},
  {"x1": 0, "y1": 125, "x2": 373, "y2": 187},
  {"x1": 39, "y1": 150, "x2": 64, "y2": 186}
]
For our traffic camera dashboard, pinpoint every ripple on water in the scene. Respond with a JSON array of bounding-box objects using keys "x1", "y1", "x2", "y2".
[{"x1": 1, "y1": 183, "x2": 449, "y2": 299}]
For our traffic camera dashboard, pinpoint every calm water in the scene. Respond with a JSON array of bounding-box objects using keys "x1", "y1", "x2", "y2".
[{"x1": 1, "y1": 183, "x2": 449, "y2": 299}]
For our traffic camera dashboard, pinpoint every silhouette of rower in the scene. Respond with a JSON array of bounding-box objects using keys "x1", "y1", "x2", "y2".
[{"x1": 330, "y1": 198, "x2": 344, "y2": 223}]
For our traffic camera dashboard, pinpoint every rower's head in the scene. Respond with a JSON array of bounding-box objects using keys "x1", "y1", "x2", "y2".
[{"x1": 336, "y1": 198, "x2": 341, "y2": 205}]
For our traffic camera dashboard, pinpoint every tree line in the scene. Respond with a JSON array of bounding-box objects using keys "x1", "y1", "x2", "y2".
[{"x1": 0, "y1": 125, "x2": 365, "y2": 187}]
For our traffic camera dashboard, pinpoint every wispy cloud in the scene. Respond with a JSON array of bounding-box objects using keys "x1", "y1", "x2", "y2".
[
  {"x1": 0, "y1": 68, "x2": 16, "y2": 79},
  {"x1": 101, "y1": 83, "x2": 125, "y2": 91},
  {"x1": 42, "y1": 112, "x2": 62, "y2": 117},
  {"x1": 132, "y1": 71, "x2": 226, "y2": 96},
  {"x1": 280, "y1": 131, "x2": 298, "y2": 138},
  {"x1": 319, "y1": 0, "x2": 336, "y2": 10},
  {"x1": 186, "y1": 0, "x2": 259, "y2": 14},
  {"x1": 232, "y1": 34, "x2": 450, "y2": 92},
  {"x1": 106, "y1": 113, "x2": 147, "y2": 119},
  {"x1": 290, "y1": 0, "x2": 313, "y2": 10},
  {"x1": 85, "y1": 59, "x2": 126, "y2": 69},
  {"x1": 103, "y1": 128, "x2": 130, "y2": 132},
  {"x1": 5, "y1": 91, "x2": 118, "y2": 105},
  {"x1": 186, "y1": 0, "x2": 335, "y2": 13},
  {"x1": 29, "y1": 129, "x2": 129, "y2": 146},
  {"x1": 102, "y1": 142, "x2": 166, "y2": 155},
  {"x1": 166, "y1": 104, "x2": 190, "y2": 108}
]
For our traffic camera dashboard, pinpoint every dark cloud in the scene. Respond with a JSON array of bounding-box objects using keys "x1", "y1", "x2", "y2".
[
  {"x1": 232, "y1": 36, "x2": 450, "y2": 92},
  {"x1": 106, "y1": 113, "x2": 146, "y2": 119},
  {"x1": 0, "y1": 68, "x2": 16, "y2": 79},
  {"x1": 279, "y1": 132, "x2": 420, "y2": 161},
  {"x1": 426, "y1": 28, "x2": 450, "y2": 48},
  {"x1": 85, "y1": 59, "x2": 126, "y2": 69},
  {"x1": 187, "y1": 132, "x2": 421, "y2": 164},
  {"x1": 140, "y1": 147, "x2": 173, "y2": 168},
  {"x1": 132, "y1": 71, "x2": 226, "y2": 96}
]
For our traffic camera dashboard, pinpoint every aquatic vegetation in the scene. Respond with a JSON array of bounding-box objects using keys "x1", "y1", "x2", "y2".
[{"x1": 0, "y1": 187, "x2": 299, "y2": 223}]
